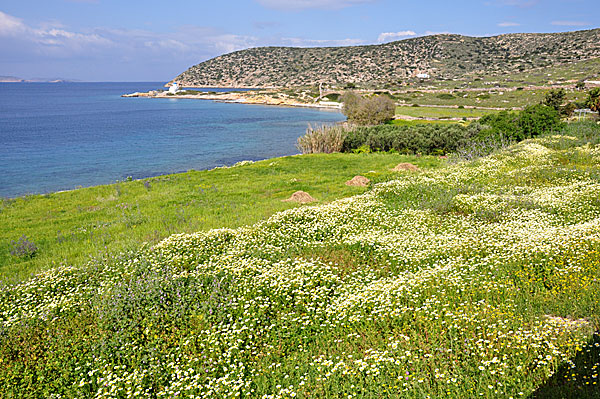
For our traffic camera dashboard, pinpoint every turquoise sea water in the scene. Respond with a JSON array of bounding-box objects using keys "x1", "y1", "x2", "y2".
[{"x1": 0, "y1": 82, "x2": 344, "y2": 198}]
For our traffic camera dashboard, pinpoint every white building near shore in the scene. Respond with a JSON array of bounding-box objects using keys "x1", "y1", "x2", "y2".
[{"x1": 169, "y1": 82, "x2": 180, "y2": 94}]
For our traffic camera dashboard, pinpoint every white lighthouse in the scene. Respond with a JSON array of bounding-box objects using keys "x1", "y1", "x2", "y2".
[{"x1": 168, "y1": 82, "x2": 180, "y2": 94}]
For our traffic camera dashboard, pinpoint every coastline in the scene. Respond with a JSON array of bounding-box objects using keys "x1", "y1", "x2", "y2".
[
  {"x1": 122, "y1": 90, "x2": 343, "y2": 110},
  {"x1": 2, "y1": 82, "x2": 346, "y2": 199},
  {"x1": 5, "y1": 155, "x2": 294, "y2": 199}
]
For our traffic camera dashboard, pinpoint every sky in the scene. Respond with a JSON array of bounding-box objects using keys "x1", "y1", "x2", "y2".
[{"x1": 0, "y1": 0, "x2": 598, "y2": 82}]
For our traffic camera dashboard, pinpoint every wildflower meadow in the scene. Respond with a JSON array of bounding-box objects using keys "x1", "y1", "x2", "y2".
[{"x1": 1, "y1": 124, "x2": 599, "y2": 398}]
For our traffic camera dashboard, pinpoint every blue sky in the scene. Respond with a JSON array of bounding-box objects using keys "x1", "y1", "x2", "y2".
[{"x1": 0, "y1": 0, "x2": 598, "y2": 81}]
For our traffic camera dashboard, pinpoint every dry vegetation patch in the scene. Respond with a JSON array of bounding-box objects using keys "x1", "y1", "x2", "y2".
[
  {"x1": 282, "y1": 191, "x2": 316, "y2": 203},
  {"x1": 392, "y1": 162, "x2": 420, "y2": 172},
  {"x1": 345, "y1": 176, "x2": 370, "y2": 187}
]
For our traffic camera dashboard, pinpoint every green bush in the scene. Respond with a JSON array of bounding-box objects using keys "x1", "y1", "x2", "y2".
[
  {"x1": 560, "y1": 102, "x2": 576, "y2": 118},
  {"x1": 437, "y1": 93, "x2": 455, "y2": 100},
  {"x1": 340, "y1": 105, "x2": 564, "y2": 156},
  {"x1": 341, "y1": 92, "x2": 395, "y2": 125},
  {"x1": 341, "y1": 123, "x2": 485, "y2": 155},
  {"x1": 542, "y1": 88, "x2": 566, "y2": 111},
  {"x1": 479, "y1": 105, "x2": 562, "y2": 141}
]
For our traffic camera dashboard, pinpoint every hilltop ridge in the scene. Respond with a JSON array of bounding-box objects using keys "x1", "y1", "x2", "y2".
[{"x1": 172, "y1": 28, "x2": 600, "y2": 88}]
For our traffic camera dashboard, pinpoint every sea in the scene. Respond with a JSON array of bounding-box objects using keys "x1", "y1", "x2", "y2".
[{"x1": 0, "y1": 82, "x2": 345, "y2": 198}]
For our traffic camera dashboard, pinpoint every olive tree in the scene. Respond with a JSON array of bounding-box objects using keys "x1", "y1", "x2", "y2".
[{"x1": 341, "y1": 92, "x2": 395, "y2": 125}]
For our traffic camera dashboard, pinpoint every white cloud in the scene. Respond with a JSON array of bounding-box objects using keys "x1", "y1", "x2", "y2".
[
  {"x1": 0, "y1": 11, "x2": 112, "y2": 58},
  {"x1": 256, "y1": 0, "x2": 375, "y2": 10},
  {"x1": 0, "y1": 11, "x2": 262, "y2": 80},
  {"x1": 498, "y1": 21, "x2": 520, "y2": 27},
  {"x1": 377, "y1": 31, "x2": 417, "y2": 43},
  {"x1": 551, "y1": 20, "x2": 590, "y2": 26},
  {"x1": 0, "y1": 11, "x2": 27, "y2": 35},
  {"x1": 0, "y1": 12, "x2": 258, "y2": 60}
]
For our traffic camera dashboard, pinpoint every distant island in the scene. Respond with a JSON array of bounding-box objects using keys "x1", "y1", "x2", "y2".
[{"x1": 0, "y1": 75, "x2": 79, "y2": 83}]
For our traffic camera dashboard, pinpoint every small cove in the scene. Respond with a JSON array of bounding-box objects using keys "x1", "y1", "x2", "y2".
[{"x1": 0, "y1": 82, "x2": 344, "y2": 197}]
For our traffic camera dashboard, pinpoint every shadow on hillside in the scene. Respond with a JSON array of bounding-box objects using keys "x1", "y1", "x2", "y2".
[{"x1": 529, "y1": 332, "x2": 600, "y2": 399}]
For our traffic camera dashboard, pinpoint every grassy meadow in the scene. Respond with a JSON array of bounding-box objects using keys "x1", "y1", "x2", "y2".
[
  {"x1": 394, "y1": 105, "x2": 498, "y2": 120},
  {"x1": 395, "y1": 87, "x2": 590, "y2": 109},
  {"x1": 1, "y1": 122, "x2": 599, "y2": 398},
  {"x1": 0, "y1": 153, "x2": 440, "y2": 283}
]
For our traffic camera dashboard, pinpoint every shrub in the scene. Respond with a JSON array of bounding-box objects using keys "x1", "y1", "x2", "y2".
[
  {"x1": 341, "y1": 123, "x2": 485, "y2": 155},
  {"x1": 296, "y1": 124, "x2": 349, "y2": 154},
  {"x1": 10, "y1": 235, "x2": 38, "y2": 258},
  {"x1": 560, "y1": 102, "x2": 576, "y2": 118},
  {"x1": 451, "y1": 134, "x2": 514, "y2": 162},
  {"x1": 479, "y1": 105, "x2": 562, "y2": 141},
  {"x1": 586, "y1": 88, "x2": 600, "y2": 114},
  {"x1": 341, "y1": 92, "x2": 395, "y2": 125},
  {"x1": 517, "y1": 104, "x2": 563, "y2": 139},
  {"x1": 543, "y1": 88, "x2": 566, "y2": 111},
  {"x1": 437, "y1": 93, "x2": 455, "y2": 100},
  {"x1": 324, "y1": 93, "x2": 341, "y2": 102},
  {"x1": 339, "y1": 105, "x2": 563, "y2": 157}
]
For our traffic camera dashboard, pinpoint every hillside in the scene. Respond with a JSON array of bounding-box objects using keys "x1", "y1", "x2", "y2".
[{"x1": 172, "y1": 28, "x2": 600, "y2": 88}]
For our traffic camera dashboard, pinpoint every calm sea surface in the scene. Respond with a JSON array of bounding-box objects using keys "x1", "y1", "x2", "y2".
[{"x1": 0, "y1": 82, "x2": 344, "y2": 198}]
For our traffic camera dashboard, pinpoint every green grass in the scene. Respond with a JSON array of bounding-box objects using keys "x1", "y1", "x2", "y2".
[
  {"x1": 396, "y1": 87, "x2": 590, "y2": 109},
  {"x1": 0, "y1": 153, "x2": 441, "y2": 283},
  {"x1": 395, "y1": 105, "x2": 498, "y2": 119}
]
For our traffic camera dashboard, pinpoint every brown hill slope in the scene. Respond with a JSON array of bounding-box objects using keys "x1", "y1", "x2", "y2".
[{"x1": 172, "y1": 29, "x2": 600, "y2": 88}]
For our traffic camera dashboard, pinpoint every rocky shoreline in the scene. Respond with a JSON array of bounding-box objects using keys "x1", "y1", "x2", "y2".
[{"x1": 122, "y1": 90, "x2": 342, "y2": 110}]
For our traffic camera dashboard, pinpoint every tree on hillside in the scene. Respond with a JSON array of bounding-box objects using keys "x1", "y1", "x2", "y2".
[
  {"x1": 586, "y1": 88, "x2": 600, "y2": 114},
  {"x1": 543, "y1": 88, "x2": 566, "y2": 111},
  {"x1": 543, "y1": 88, "x2": 578, "y2": 117},
  {"x1": 341, "y1": 92, "x2": 395, "y2": 125}
]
